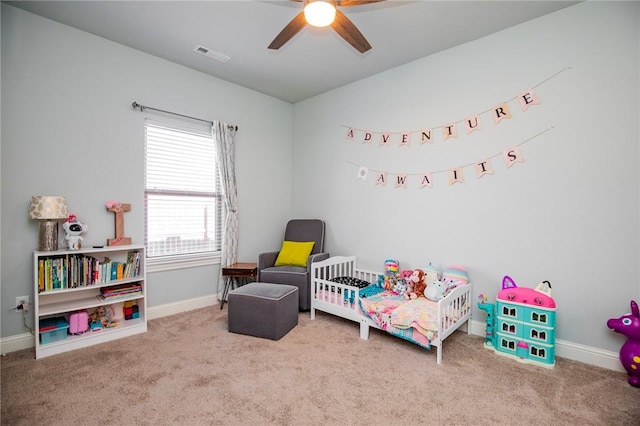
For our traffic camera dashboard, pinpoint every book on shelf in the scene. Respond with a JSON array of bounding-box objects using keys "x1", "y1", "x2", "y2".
[
  {"x1": 97, "y1": 282, "x2": 143, "y2": 301},
  {"x1": 37, "y1": 250, "x2": 142, "y2": 292}
]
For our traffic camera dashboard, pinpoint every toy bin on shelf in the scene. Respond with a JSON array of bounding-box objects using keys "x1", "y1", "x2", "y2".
[{"x1": 39, "y1": 317, "x2": 69, "y2": 345}]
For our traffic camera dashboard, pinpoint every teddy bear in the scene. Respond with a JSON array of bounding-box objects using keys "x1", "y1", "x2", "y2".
[
  {"x1": 405, "y1": 268, "x2": 427, "y2": 299},
  {"x1": 63, "y1": 215, "x2": 88, "y2": 250}
]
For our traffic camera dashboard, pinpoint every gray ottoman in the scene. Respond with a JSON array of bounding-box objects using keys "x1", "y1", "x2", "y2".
[{"x1": 228, "y1": 282, "x2": 299, "y2": 341}]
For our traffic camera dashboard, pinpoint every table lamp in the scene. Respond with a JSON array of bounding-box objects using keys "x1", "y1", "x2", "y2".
[{"x1": 29, "y1": 196, "x2": 68, "y2": 251}]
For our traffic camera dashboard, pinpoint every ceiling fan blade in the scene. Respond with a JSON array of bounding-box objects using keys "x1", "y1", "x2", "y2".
[
  {"x1": 268, "y1": 12, "x2": 307, "y2": 50},
  {"x1": 331, "y1": 10, "x2": 371, "y2": 53},
  {"x1": 338, "y1": 0, "x2": 385, "y2": 6}
]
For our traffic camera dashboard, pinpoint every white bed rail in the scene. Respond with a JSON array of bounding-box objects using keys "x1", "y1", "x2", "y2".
[{"x1": 311, "y1": 256, "x2": 380, "y2": 322}]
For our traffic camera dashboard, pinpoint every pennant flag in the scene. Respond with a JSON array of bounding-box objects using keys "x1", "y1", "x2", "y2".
[
  {"x1": 443, "y1": 123, "x2": 458, "y2": 140},
  {"x1": 466, "y1": 115, "x2": 482, "y2": 134},
  {"x1": 420, "y1": 172, "x2": 433, "y2": 188},
  {"x1": 503, "y1": 146, "x2": 525, "y2": 168},
  {"x1": 375, "y1": 172, "x2": 388, "y2": 186},
  {"x1": 492, "y1": 103, "x2": 512, "y2": 123},
  {"x1": 380, "y1": 132, "x2": 391, "y2": 146},
  {"x1": 449, "y1": 167, "x2": 464, "y2": 185},
  {"x1": 357, "y1": 166, "x2": 368, "y2": 180},
  {"x1": 362, "y1": 131, "x2": 373, "y2": 145},
  {"x1": 395, "y1": 174, "x2": 408, "y2": 188},
  {"x1": 420, "y1": 129, "x2": 432, "y2": 144},
  {"x1": 399, "y1": 132, "x2": 411, "y2": 147},
  {"x1": 518, "y1": 89, "x2": 540, "y2": 111},
  {"x1": 346, "y1": 128, "x2": 355, "y2": 140},
  {"x1": 475, "y1": 159, "x2": 494, "y2": 178}
]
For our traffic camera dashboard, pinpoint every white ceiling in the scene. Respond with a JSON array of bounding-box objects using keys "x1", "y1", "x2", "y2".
[{"x1": 6, "y1": 0, "x2": 580, "y2": 103}]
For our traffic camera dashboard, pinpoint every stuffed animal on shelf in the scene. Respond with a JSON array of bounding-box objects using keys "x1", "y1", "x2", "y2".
[
  {"x1": 425, "y1": 280, "x2": 447, "y2": 302},
  {"x1": 63, "y1": 214, "x2": 88, "y2": 250},
  {"x1": 89, "y1": 305, "x2": 119, "y2": 330},
  {"x1": 406, "y1": 269, "x2": 427, "y2": 299}
]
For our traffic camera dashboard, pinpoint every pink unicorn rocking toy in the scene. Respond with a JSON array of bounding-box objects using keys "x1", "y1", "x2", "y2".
[{"x1": 607, "y1": 300, "x2": 640, "y2": 388}]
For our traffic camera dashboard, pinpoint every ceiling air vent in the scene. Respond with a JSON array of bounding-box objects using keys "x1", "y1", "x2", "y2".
[{"x1": 193, "y1": 45, "x2": 230, "y2": 63}]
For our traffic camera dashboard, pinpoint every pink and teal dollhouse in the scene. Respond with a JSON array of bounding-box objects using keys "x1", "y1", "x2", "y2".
[{"x1": 478, "y1": 276, "x2": 557, "y2": 368}]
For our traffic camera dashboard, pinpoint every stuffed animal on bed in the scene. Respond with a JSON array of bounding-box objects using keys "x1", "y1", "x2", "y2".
[
  {"x1": 405, "y1": 269, "x2": 427, "y2": 299},
  {"x1": 393, "y1": 279, "x2": 408, "y2": 296},
  {"x1": 383, "y1": 259, "x2": 400, "y2": 290},
  {"x1": 441, "y1": 265, "x2": 469, "y2": 288},
  {"x1": 423, "y1": 263, "x2": 441, "y2": 282},
  {"x1": 400, "y1": 269, "x2": 413, "y2": 282},
  {"x1": 424, "y1": 280, "x2": 447, "y2": 302},
  {"x1": 393, "y1": 269, "x2": 413, "y2": 296}
]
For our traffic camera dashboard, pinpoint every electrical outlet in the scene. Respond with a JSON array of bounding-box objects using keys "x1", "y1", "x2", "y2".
[{"x1": 15, "y1": 296, "x2": 29, "y2": 310}]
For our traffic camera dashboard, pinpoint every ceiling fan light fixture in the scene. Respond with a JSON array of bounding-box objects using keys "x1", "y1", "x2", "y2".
[{"x1": 304, "y1": 0, "x2": 336, "y2": 28}]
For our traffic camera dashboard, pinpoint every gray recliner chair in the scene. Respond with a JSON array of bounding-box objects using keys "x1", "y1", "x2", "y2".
[{"x1": 257, "y1": 219, "x2": 329, "y2": 311}]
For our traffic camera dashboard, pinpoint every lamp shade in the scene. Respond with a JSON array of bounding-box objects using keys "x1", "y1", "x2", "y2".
[
  {"x1": 304, "y1": 0, "x2": 336, "y2": 27},
  {"x1": 29, "y1": 196, "x2": 68, "y2": 220}
]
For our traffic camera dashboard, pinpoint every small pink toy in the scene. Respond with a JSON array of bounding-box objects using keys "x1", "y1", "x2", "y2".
[{"x1": 607, "y1": 300, "x2": 640, "y2": 388}]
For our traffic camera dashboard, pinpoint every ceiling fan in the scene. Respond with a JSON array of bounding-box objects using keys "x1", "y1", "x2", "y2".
[{"x1": 268, "y1": 0, "x2": 384, "y2": 53}]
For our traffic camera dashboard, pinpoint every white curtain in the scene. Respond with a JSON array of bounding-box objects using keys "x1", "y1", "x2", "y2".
[{"x1": 212, "y1": 121, "x2": 238, "y2": 300}]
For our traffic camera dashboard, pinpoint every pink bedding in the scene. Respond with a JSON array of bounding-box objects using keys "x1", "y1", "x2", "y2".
[{"x1": 358, "y1": 290, "x2": 440, "y2": 340}]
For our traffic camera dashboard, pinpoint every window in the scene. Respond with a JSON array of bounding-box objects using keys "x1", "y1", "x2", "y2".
[
  {"x1": 144, "y1": 118, "x2": 223, "y2": 267},
  {"x1": 532, "y1": 312, "x2": 548, "y2": 323},
  {"x1": 531, "y1": 346, "x2": 546, "y2": 359},
  {"x1": 531, "y1": 330, "x2": 547, "y2": 341},
  {"x1": 502, "y1": 323, "x2": 516, "y2": 334},
  {"x1": 502, "y1": 306, "x2": 517, "y2": 317},
  {"x1": 501, "y1": 338, "x2": 515, "y2": 350}
]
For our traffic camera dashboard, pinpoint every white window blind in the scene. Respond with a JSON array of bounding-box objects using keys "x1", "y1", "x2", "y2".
[{"x1": 144, "y1": 118, "x2": 223, "y2": 260}]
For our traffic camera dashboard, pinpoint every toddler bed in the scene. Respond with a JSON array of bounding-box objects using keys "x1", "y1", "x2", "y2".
[{"x1": 310, "y1": 256, "x2": 472, "y2": 364}]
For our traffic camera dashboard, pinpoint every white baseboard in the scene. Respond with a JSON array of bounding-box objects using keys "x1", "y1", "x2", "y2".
[
  {"x1": 0, "y1": 303, "x2": 626, "y2": 373},
  {"x1": 146, "y1": 294, "x2": 218, "y2": 320},
  {"x1": 0, "y1": 295, "x2": 220, "y2": 356},
  {"x1": 467, "y1": 319, "x2": 625, "y2": 373},
  {"x1": 0, "y1": 332, "x2": 35, "y2": 355}
]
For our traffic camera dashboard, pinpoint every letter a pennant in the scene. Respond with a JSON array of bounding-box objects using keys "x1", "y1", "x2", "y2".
[{"x1": 420, "y1": 172, "x2": 433, "y2": 188}]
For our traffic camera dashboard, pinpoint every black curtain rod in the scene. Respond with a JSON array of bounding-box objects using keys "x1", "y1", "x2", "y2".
[{"x1": 131, "y1": 101, "x2": 238, "y2": 131}]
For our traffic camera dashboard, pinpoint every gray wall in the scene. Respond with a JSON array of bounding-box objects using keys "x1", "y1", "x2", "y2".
[
  {"x1": 2, "y1": 2, "x2": 639, "y2": 358},
  {"x1": 1, "y1": 4, "x2": 293, "y2": 338},
  {"x1": 292, "y1": 1, "x2": 639, "y2": 353}
]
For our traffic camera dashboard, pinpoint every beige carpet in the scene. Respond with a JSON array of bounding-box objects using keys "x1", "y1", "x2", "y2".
[{"x1": 2, "y1": 307, "x2": 638, "y2": 425}]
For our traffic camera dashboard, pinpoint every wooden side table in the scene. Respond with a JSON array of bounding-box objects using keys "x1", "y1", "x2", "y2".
[{"x1": 220, "y1": 262, "x2": 257, "y2": 310}]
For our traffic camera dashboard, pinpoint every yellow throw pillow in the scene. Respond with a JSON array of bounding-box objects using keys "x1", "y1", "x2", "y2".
[{"x1": 274, "y1": 241, "x2": 315, "y2": 267}]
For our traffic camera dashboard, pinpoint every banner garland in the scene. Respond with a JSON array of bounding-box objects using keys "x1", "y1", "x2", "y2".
[
  {"x1": 343, "y1": 68, "x2": 569, "y2": 147},
  {"x1": 349, "y1": 127, "x2": 554, "y2": 189}
]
